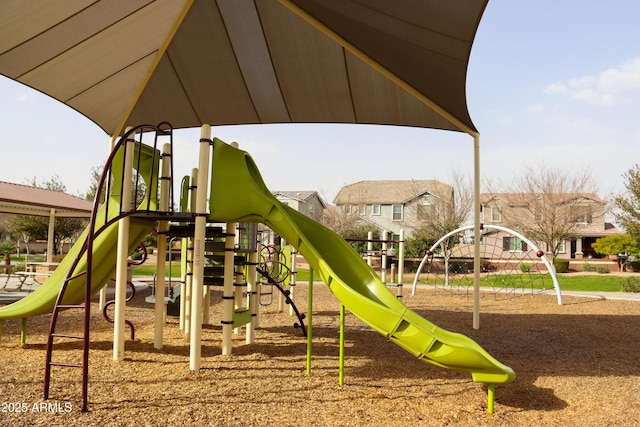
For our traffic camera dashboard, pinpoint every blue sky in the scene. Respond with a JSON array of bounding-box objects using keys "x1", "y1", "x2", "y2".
[{"x1": 1, "y1": 1, "x2": 639, "y2": 204}]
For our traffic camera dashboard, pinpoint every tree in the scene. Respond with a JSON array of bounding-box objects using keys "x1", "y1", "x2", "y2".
[
  {"x1": 6, "y1": 176, "x2": 86, "y2": 255},
  {"x1": 487, "y1": 164, "x2": 603, "y2": 262},
  {"x1": 614, "y1": 164, "x2": 640, "y2": 244},
  {"x1": 406, "y1": 170, "x2": 474, "y2": 258},
  {"x1": 592, "y1": 233, "x2": 639, "y2": 272}
]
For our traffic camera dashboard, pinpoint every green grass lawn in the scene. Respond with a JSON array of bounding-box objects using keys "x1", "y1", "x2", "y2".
[{"x1": 7, "y1": 256, "x2": 633, "y2": 292}]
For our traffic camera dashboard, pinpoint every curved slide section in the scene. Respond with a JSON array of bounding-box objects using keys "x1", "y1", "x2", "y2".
[
  {"x1": 0, "y1": 205, "x2": 153, "y2": 320},
  {"x1": 0, "y1": 141, "x2": 159, "y2": 320},
  {"x1": 209, "y1": 139, "x2": 515, "y2": 384}
]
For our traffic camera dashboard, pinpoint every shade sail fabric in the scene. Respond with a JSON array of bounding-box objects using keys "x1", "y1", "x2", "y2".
[{"x1": 0, "y1": 0, "x2": 488, "y2": 136}]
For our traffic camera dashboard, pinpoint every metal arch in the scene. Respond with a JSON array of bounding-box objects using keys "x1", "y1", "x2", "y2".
[{"x1": 411, "y1": 224, "x2": 562, "y2": 305}]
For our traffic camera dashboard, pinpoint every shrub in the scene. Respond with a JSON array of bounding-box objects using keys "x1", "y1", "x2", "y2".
[
  {"x1": 519, "y1": 262, "x2": 532, "y2": 273},
  {"x1": 480, "y1": 260, "x2": 495, "y2": 272},
  {"x1": 620, "y1": 277, "x2": 640, "y2": 293},
  {"x1": 553, "y1": 258, "x2": 569, "y2": 273},
  {"x1": 130, "y1": 251, "x2": 143, "y2": 261},
  {"x1": 0, "y1": 240, "x2": 16, "y2": 255},
  {"x1": 582, "y1": 262, "x2": 595, "y2": 272},
  {"x1": 596, "y1": 266, "x2": 610, "y2": 274},
  {"x1": 627, "y1": 261, "x2": 640, "y2": 272},
  {"x1": 449, "y1": 260, "x2": 468, "y2": 274}
]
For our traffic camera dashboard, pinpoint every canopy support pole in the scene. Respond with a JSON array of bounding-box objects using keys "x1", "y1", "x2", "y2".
[{"x1": 473, "y1": 134, "x2": 481, "y2": 330}]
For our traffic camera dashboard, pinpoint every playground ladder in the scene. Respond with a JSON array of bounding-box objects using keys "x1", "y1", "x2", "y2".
[{"x1": 43, "y1": 123, "x2": 176, "y2": 412}]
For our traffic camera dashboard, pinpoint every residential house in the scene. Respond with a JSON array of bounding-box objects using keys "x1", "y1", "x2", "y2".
[
  {"x1": 273, "y1": 191, "x2": 326, "y2": 223},
  {"x1": 480, "y1": 192, "x2": 618, "y2": 259},
  {"x1": 333, "y1": 180, "x2": 454, "y2": 238}
]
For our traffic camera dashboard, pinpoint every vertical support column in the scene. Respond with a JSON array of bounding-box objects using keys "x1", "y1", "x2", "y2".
[
  {"x1": 289, "y1": 245, "x2": 296, "y2": 317},
  {"x1": 339, "y1": 304, "x2": 345, "y2": 385},
  {"x1": 183, "y1": 169, "x2": 198, "y2": 337},
  {"x1": 306, "y1": 268, "x2": 314, "y2": 375},
  {"x1": 381, "y1": 230, "x2": 388, "y2": 284},
  {"x1": 366, "y1": 231, "x2": 373, "y2": 267},
  {"x1": 473, "y1": 135, "x2": 481, "y2": 330},
  {"x1": 190, "y1": 125, "x2": 211, "y2": 371},
  {"x1": 46, "y1": 209, "x2": 55, "y2": 263},
  {"x1": 100, "y1": 135, "x2": 118, "y2": 312},
  {"x1": 397, "y1": 229, "x2": 405, "y2": 299},
  {"x1": 113, "y1": 133, "x2": 134, "y2": 361},
  {"x1": 154, "y1": 143, "x2": 171, "y2": 349},
  {"x1": 246, "y1": 251, "x2": 257, "y2": 344},
  {"x1": 487, "y1": 384, "x2": 495, "y2": 414},
  {"x1": 222, "y1": 221, "x2": 237, "y2": 354}
]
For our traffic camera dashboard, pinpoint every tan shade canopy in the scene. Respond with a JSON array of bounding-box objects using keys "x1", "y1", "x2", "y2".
[{"x1": 0, "y1": 0, "x2": 488, "y2": 137}]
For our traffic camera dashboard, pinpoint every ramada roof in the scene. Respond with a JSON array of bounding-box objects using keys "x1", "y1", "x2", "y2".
[{"x1": 0, "y1": 181, "x2": 93, "y2": 218}]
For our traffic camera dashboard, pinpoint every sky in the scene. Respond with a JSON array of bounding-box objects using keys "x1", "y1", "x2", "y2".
[{"x1": 1, "y1": 1, "x2": 639, "y2": 205}]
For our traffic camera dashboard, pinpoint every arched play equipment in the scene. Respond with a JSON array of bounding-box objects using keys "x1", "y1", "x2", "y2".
[
  {"x1": 0, "y1": 124, "x2": 515, "y2": 413},
  {"x1": 411, "y1": 224, "x2": 562, "y2": 304}
]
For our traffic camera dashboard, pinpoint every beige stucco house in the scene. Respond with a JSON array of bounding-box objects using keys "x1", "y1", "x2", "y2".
[
  {"x1": 273, "y1": 191, "x2": 326, "y2": 223},
  {"x1": 333, "y1": 180, "x2": 454, "y2": 238},
  {"x1": 480, "y1": 192, "x2": 618, "y2": 259}
]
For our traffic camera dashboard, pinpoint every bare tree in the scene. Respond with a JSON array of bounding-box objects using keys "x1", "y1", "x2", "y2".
[
  {"x1": 487, "y1": 164, "x2": 603, "y2": 261},
  {"x1": 406, "y1": 171, "x2": 474, "y2": 257},
  {"x1": 322, "y1": 203, "x2": 363, "y2": 235}
]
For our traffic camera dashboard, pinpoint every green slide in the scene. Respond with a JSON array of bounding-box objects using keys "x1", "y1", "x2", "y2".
[
  {"x1": 209, "y1": 139, "x2": 515, "y2": 384},
  {"x1": 0, "y1": 144, "x2": 158, "y2": 320}
]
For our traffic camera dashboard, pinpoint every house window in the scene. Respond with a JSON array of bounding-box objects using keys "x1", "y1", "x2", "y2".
[
  {"x1": 308, "y1": 204, "x2": 314, "y2": 212},
  {"x1": 372, "y1": 204, "x2": 381, "y2": 216},
  {"x1": 572, "y1": 206, "x2": 592, "y2": 224},
  {"x1": 503, "y1": 236, "x2": 528, "y2": 252},
  {"x1": 557, "y1": 241, "x2": 566, "y2": 253},
  {"x1": 418, "y1": 203, "x2": 431, "y2": 220},
  {"x1": 491, "y1": 206, "x2": 502, "y2": 222},
  {"x1": 359, "y1": 205, "x2": 366, "y2": 215},
  {"x1": 392, "y1": 205, "x2": 403, "y2": 221},
  {"x1": 533, "y1": 209, "x2": 542, "y2": 223}
]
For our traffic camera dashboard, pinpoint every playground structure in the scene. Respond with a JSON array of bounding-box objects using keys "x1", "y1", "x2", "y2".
[
  {"x1": 0, "y1": 124, "x2": 515, "y2": 413},
  {"x1": 346, "y1": 229, "x2": 406, "y2": 299},
  {"x1": 411, "y1": 224, "x2": 562, "y2": 304}
]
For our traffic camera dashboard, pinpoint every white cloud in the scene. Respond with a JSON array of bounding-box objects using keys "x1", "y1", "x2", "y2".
[
  {"x1": 544, "y1": 57, "x2": 640, "y2": 106},
  {"x1": 16, "y1": 92, "x2": 35, "y2": 102}
]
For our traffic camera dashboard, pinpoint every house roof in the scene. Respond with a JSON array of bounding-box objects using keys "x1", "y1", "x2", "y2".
[
  {"x1": 481, "y1": 192, "x2": 605, "y2": 206},
  {"x1": 273, "y1": 190, "x2": 326, "y2": 208},
  {"x1": 334, "y1": 180, "x2": 452, "y2": 205},
  {"x1": 0, "y1": 181, "x2": 93, "y2": 218}
]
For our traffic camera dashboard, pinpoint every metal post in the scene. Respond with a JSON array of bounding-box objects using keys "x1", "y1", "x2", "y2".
[
  {"x1": 113, "y1": 133, "x2": 133, "y2": 361},
  {"x1": 222, "y1": 221, "x2": 236, "y2": 355},
  {"x1": 246, "y1": 251, "x2": 257, "y2": 344},
  {"x1": 154, "y1": 143, "x2": 171, "y2": 349},
  {"x1": 398, "y1": 229, "x2": 404, "y2": 299},
  {"x1": 189, "y1": 125, "x2": 211, "y2": 371},
  {"x1": 473, "y1": 135, "x2": 481, "y2": 329},
  {"x1": 306, "y1": 268, "x2": 313, "y2": 375}
]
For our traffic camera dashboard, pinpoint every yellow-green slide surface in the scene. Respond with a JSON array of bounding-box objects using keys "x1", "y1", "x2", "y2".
[
  {"x1": 210, "y1": 139, "x2": 515, "y2": 384},
  {"x1": 0, "y1": 143, "x2": 157, "y2": 320}
]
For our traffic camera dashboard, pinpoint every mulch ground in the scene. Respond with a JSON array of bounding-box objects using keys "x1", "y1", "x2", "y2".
[{"x1": 0, "y1": 283, "x2": 638, "y2": 426}]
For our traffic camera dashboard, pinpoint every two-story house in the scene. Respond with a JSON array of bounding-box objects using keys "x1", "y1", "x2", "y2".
[
  {"x1": 333, "y1": 180, "x2": 454, "y2": 238},
  {"x1": 273, "y1": 191, "x2": 326, "y2": 223},
  {"x1": 480, "y1": 192, "x2": 618, "y2": 259}
]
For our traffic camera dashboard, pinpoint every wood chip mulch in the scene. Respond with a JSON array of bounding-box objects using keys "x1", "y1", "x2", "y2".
[{"x1": 0, "y1": 283, "x2": 639, "y2": 426}]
